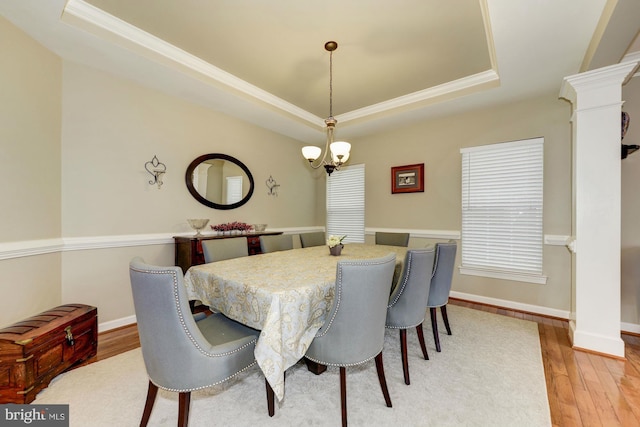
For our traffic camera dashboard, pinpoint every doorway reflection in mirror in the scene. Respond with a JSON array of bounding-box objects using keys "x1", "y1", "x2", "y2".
[{"x1": 192, "y1": 159, "x2": 248, "y2": 204}]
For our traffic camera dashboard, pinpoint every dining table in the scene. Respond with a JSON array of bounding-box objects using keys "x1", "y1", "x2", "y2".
[{"x1": 182, "y1": 243, "x2": 408, "y2": 401}]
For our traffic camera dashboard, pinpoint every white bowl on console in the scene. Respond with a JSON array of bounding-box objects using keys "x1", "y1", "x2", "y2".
[
  {"x1": 253, "y1": 224, "x2": 267, "y2": 233},
  {"x1": 187, "y1": 219, "x2": 209, "y2": 236}
]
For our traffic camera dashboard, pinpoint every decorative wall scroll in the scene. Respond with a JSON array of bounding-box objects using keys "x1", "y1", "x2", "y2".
[{"x1": 266, "y1": 175, "x2": 280, "y2": 196}]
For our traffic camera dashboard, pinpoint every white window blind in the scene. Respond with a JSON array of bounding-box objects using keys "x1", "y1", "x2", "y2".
[
  {"x1": 460, "y1": 138, "x2": 544, "y2": 282},
  {"x1": 326, "y1": 164, "x2": 365, "y2": 243},
  {"x1": 225, "y1": 176, "x2": 243, "y2": 204}
]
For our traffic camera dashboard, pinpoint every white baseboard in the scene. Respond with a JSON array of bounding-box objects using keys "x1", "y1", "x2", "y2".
[
  {"x1": 100, "y1": 293, "x2": 568, "y2": 335},
  {"x1": 98, "y1": 314, "x2": 136, "y2": 333},
  {"x1": 570, "y1": 324, "x2": 626, "y2": 358},
  {"x1": 5, "y1": 233, "x2": 638, "y2": 335},
  {"x1": 452, "y1": 291, "x2": 640, "y2": 335},
  {"x1": 450, "y1": 291, "x2": 571, "y2": 319},
  {"x1": 621, "y1": 321, "x2": 640, "y2": 335},
  {"x1": 99, "y1": 296, "x2": 640, "y2": 337}
]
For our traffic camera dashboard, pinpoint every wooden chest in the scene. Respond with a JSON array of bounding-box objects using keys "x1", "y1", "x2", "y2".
[{"x1": 0, "y1": 304, "x2": 98, "y2": 404}]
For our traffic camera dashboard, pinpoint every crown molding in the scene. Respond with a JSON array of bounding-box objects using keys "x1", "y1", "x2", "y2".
[
  {"x1": 622, "y1": 51, "x2": 640, "y2": 64},
  {"x1": 338, "y1": 70, "x2": 500, "y2": 124},
  {"x1": 622, "y1": 51, "x2": 640, "y2": 77},
  {"x1": 61, "y1": 0, "x2": 324, "y2": 129},
  {"x1": 62, "y1": 0, "x2": 499, "y2": 133},
  {"x1": 560, "y1": 61, "x2": 640, "y2": 104}
]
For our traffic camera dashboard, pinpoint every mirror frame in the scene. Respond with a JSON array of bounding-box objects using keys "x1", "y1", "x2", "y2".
[{"x1": 185, "y1": 153, "x2": 255, "y2": 210}]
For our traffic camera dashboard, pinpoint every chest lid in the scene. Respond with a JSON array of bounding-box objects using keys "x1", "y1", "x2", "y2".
[{"x1": 0, "y1": 304, "x2": 96, "y2": 348}]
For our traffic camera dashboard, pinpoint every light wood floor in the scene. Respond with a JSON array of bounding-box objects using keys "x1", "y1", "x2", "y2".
[{"x1": 90, "y1": 299, "x2": 640, "y2": 427}]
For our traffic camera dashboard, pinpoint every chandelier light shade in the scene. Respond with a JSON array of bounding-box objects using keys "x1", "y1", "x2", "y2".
[{"x1": 302, "y1": 41, "x2": 351, "y2": 176}]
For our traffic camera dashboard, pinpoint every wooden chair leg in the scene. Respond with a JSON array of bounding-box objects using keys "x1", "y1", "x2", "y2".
[
  {"x1": 430, "y1": 307, "x2": 441, "y2": 352},
  {"x1": 374, "y1": 352, "x2": 392, "y2": 408},
  {"x1": 266, "y1": 378, "x2": 275, "y2": 417},
  {"x1": 399, "y1": 329, "x2": 410, "y2": 385},
  {"x1": 177, "y1": 392, "x2": 191, "y2": 427},
  {"x1": 340, "y1": 367, "x2": 347, "y2": 427},
  {"x1": 140, "y1": 381, "x2": 158, "y2": 427},
  {"x1": 416, "y1": 323, "x2": 429, "y2": 360},
  {"x1": 441, "y1": 304, "x2": 452, "y2": 335},
  {"x1": 304, "y1": 357, "x2": 327, "y2": 375}
]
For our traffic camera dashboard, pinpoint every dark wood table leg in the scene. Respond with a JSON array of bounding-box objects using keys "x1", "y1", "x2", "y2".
[{"x1": 304, "y1": 357, "x2": 327, "y2": 375}]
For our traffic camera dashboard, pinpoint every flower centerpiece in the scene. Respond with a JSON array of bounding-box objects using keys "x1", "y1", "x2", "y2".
[
  {"x1": 327, "y1": 235, "x2": 346, "y2": 256},
  {"x1": 211, "y1": 221, "x2": 253, "y2": 235}
]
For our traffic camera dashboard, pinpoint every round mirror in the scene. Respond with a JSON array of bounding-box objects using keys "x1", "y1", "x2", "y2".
[{"x1": 185, "y1": 153, "x2": 254, "y2": 210}]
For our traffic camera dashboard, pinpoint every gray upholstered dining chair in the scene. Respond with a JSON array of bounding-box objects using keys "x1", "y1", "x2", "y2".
[
  {"x1": 259, "y1": 234, "x2": 293, "y2": 253},
  {"x1": 427, "y1": 241, "x2": 457, "y2": 352},
  {"x1": 375, "y1": 232, "x2": 410, "y2": 247},
  {"x1": 305, "y1": 253, "x2": 397, "y2": 427},
  {"x1": 202, "y1": 237, "x2": 248, "y2": 263},
  {"x1": 128, "y1": 257, "x2": 275, "y2": 427},
  {"x1": 385, "y1": 247, "x2": 436, "y2": 385},
  {"x1": 299, "y1": 231, "x2": 326, "y2": 248}
]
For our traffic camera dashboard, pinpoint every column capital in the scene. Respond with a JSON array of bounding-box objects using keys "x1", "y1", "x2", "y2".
[{"x1": 560, "y1": 61, "x2": 639, "y2": 107}]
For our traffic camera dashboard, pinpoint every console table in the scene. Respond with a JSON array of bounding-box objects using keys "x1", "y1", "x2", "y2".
[{"x1": 173, "y1": 232, "x2": 283, "y2": 273}]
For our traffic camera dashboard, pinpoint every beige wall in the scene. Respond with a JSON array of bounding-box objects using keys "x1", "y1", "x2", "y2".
[
  {"x1": 59, "y1": 61, "x2": 318, "y2": 325},
  {"x1": 0, "y1": 17, "x2": 62, "y2": 325},
  {"x1": 60, "y1": 62, "x2": 317, "y2": 237},
  {"x1": 621, "y1": 74, "x2": 640, "y2": 325},
  {"x1": 0, "y1": 17, "x2": 62, "y2": 241},
  {"x1": 351, "y1": 95, "x2": 574, "y2": 311},
  {"x1": 2, "y1": 16, "x2": 638, "y2": 329}
]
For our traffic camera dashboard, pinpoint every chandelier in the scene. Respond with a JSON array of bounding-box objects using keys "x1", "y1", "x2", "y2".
[{"x1": 301, "y1": 41, "x2": 351, "y2": 176}]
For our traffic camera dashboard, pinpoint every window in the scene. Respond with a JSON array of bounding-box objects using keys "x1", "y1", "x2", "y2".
[
  {"x1": 460, "y1": 138, "x2": 546, "y2": 284},
  {"x1": 326, "y1": 164, "x2": 365, "y2": 243},
  {"x1": 225, "y1": 176, "x2": 243, "y2": 204}
]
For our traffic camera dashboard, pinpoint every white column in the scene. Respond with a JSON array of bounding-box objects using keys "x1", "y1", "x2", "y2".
[{"x1": 559, "y1": 61, "x2": 638, "y2": 357}]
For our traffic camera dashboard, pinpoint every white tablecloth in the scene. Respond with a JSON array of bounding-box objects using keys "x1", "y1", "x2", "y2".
[{"x1": 183, "y1": 243, "x2": 407, "y2": 401}]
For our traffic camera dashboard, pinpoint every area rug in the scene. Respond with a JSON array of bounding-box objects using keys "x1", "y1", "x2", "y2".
[{"x1": 34, "y1": 305, "x2": 551, "y2": 426}]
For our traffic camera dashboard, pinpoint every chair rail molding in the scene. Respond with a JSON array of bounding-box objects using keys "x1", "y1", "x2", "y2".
[
  {"x1": 366, "y1": 229, "x2": 571, "y2": 245},
  {"x1": 62, "y1": 234, "x2": 174, "y2": 251},
  {"x1": 366, "y1": 228, "x2": 461, "y2": 240},
  {"x1": 0, "y1": 227, "x2": 326, "y2": 260},
  {"x1": 0, "y1": 229, "x2": 572, "y2": 260},
  {"x1": 544, "y1": 234, "x2": 571, "y2": 246},
  {"x1": 0, "y1": 238, "x2": 64, "y2": 261},
  {"x1": 6, "y1": 234, "x2": 639, "y2": 335}
]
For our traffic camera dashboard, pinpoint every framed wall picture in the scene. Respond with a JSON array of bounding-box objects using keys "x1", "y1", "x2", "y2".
[{"x1": 391, "y1": 163, "x2": 424, "y2": 194}]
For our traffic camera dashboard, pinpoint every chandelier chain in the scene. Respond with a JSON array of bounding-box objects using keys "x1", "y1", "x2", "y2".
[
  {"x1": 301, "y1": 40, "x2": 350, "y2": 176},
  {"x1": 329, "y1": 49, "x2": 333, "y2": 118}
]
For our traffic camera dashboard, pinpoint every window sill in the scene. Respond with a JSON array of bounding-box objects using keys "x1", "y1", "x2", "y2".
[{"x1": 459, "y1": 266, "x2": 548, "y2": 285}]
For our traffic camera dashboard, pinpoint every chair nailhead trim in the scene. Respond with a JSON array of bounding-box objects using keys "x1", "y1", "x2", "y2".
[
  {"x1": 386, "y1": 320, "x2": 424, "y2": 330},
  {"x1": 431, "y1": 242, "x2": 455, "y2": 279},
  {"x1": 131, "y1": 263, "x2": 261, "y2": 394},
  {"x1": 387, "y1": 251, "x2": 414, "y2": 307},
  {"x1": 305, "y1": 348, "x2": 383, "y2": 367},
  {"x1": 151, "y1": 360, "x2": 258, "y2": 393},
  {"x1": 315, "y1": 255, "x2": 394, "y2": 337},
  {"x1": 131, "y1": 265, "x2": 257, "y2": 358}
]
